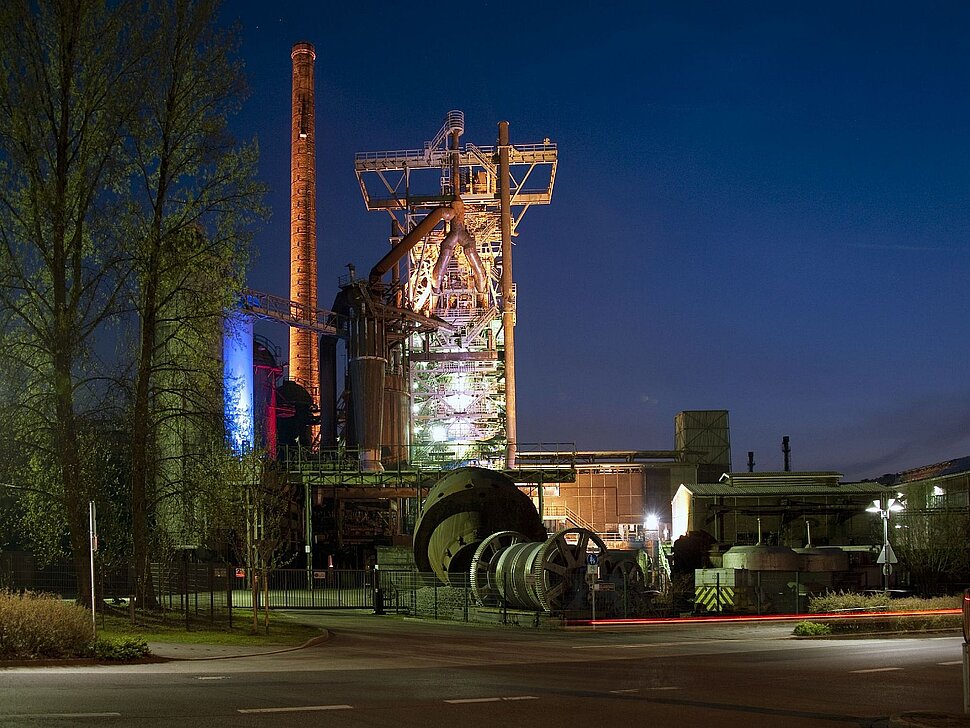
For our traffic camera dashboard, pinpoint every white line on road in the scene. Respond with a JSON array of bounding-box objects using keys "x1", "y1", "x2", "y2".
[
  {"x1": 196, "y1": 676, "x2": 229, "y2": 680},
  {"x1": 8, "y1": 713, "x2": 122, "y2": 719},
  {"x1": 938, "y1": 661, "x2": 962, "y2": 666},
  {"x1": 445, "y1": 696, "x2": 538, "y2": 704},
  {"x1": 609, "y1": 689, "x2": 640, "y2": 694},
  {"x1": 850, "y1": 667, "x2": 903, "y2": 673},
  {"x1": 238, "y1": 705, "x2": 353, "y2": 714}
]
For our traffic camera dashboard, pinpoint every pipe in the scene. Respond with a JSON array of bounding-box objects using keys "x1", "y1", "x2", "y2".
[
  {"x1": 368, "y1": 198, "x2": 463, "y2": 286},
  {"x1": 431, "y1": 219, "x2": 487, "y2": 294},
  {"x1": 498, "y1": 121, "x2": 517, "y2": 468}
]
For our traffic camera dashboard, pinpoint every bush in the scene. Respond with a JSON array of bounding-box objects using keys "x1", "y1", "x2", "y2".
[
  {"x1": 0, "y1": 590, "x2": 93, "y2": 659},
  {"x1": 809, "y1": 591, "x2": 959, "y2": 614},
  {"x1": 793, "y1": 621, "x2": 832, "y2": 636},
  {"x1": 89, "y1": 637, "x2": 151, "y2": 661}
]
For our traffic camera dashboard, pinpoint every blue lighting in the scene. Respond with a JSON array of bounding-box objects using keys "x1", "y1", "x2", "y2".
[{"x1": 224, "y1": 313, "x2": 254, "y2": 452}]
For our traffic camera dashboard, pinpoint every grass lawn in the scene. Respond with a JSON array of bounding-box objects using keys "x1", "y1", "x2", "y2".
[{"x1": 96, "y1": 609, "x2": 324, "y2": 646}]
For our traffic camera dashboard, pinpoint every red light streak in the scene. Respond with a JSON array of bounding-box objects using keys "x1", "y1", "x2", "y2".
[{"x1": 565, "y1": 609, "x2": 960, "y2": 628}]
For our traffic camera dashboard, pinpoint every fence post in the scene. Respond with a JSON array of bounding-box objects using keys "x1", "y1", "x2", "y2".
[
  {"x1": 227, "y1": 573, "x2": 233, "y2": 630},
  {"x1": 209, "y1": 565, "x2": 214, "y2": 623}
]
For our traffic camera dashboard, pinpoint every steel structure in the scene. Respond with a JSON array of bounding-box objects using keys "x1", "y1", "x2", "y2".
[{"x1": 355, "y1": 112, "x2": 557, "y2": 468}]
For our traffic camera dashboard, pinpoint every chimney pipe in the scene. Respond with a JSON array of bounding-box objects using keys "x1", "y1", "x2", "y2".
[
  {"x1": 782, "y1": 436, "x2": 791, "y2": 472},
  {"x1": 747, "y1": 451, "x2": 755, "y2": 472},
  {"x1": 289, "y1": 42, "x2": 318, "y2": 399}
]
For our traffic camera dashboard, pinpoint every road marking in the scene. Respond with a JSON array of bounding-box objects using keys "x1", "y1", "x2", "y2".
[
  {"x1": 572, "y1": 639, "x2": 724, "y2": 650},
  {"x1": 8, "y1": 714, "x2": 122, "y2": 719},
  {"x1": 445, "y1": 696, "x2": 538, "y2": 704},
  {"x1": 850, "y1": 667, "x2": 902, "y2": 673},
  {"x1": 610, "y1": 688, "x2": 639, "y2": 694},
  {"x1": 197, "y1": 676, "x2": 229, "y2": 680},
  {"x1": 646, "y1": 686, "x2": 682, "y2": 691},
  {"x1": 938, "y1": 661, "x2": 962, "y2": 666},
  {"x1": 238, "y1": 705, "x2": 353, "y2": 714}
]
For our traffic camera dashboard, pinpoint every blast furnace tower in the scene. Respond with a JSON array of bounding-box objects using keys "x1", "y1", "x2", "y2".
[
  {"x1": 289, "y1": 42, "x2": 318, "y2": 398},
  {"x1": 355, "y1": 112, "x2": 557, "y2": 468}
]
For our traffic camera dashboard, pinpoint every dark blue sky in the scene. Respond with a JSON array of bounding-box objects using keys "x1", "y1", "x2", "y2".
[{"x1": 227, "y1": 1, "x2": 970, "y2": 480}]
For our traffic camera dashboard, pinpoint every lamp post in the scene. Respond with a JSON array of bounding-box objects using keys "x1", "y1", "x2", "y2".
[{"x1": 866, "y1": 497, "x2": 903, "y2": 593}]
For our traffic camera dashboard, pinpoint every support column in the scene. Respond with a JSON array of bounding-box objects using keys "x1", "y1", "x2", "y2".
[{"x1": 498, "y1": 121, "x2": 517, "y2": 468}]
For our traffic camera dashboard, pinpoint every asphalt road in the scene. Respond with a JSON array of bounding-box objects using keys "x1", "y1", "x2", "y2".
[{"x1": 1, "y1": 612, "x2": 965, "y2": 727}]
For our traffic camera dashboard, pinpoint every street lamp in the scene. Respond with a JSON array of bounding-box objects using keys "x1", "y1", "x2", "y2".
[{"x1": 866, "y1": 497, "x2": 904, "y2": 593}]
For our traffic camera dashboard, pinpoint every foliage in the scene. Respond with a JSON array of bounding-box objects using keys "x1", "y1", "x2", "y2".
[
  {"x1": 0, "y1": 0, "x2": 263, "y2": 604},
  {"x1": 88, "y1": 636, "x2": 151, "y2": 661},
  {"x1": 793, "y1": 620, "x2": 831, "y2": 636},
  {"x1": 0, "y1": 590, "x2": 93, "y2": 658},
  {"x1": 202, "y1": 449, "x2": 297, "y2": 633},
  {"x1": 824, "y1": 614, "x2": 960, "y2": 635},
  {"x1": 122, "y1": 0, "x2": 265, "y2": 605},
  {"x1": 0, "y1": 0, "x2": 142, "y2": 599},
  {"x1": 892, "y1": 508, "x2": 970, "y2": 595},
  {"x1": 809, "y1": 590, "x2": 959, "y2": 613}
]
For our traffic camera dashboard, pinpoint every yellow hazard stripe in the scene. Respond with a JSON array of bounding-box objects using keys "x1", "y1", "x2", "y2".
[{"x1": 694, "y1": 585, "x2": 735, "y2": 611}]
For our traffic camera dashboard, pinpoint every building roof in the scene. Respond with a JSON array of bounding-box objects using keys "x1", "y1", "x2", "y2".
[
  {"x1": 896, "y1": 455, "x2": 970, "y2": 484},
  {"x1": 718, "y1": 471, "x2": 844, "y2": 489},
  {"x1": 678, "y1": 480, "x2": 888, "y2": 498}
]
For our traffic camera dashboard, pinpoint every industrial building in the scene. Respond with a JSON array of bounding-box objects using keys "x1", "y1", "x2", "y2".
[{"x1": 210, "y1": 41, "x2": 969, "y2": 609}]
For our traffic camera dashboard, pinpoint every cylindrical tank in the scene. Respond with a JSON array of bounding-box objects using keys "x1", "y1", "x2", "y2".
[
  {"x1": 382, "y1": 347, "x2": 409, "y2": 467},
  {"x1": 318, "y1": 336, "x2": 337, "y2": 449},
  {"x1": 722, "y1": 545, "x2": 801, "y2": 571},
  {"x1": 794, "y1": 546, "x2": 850, "y2": 572},
  {"x1": 413, "y1": 467, "x2": 546, "y2": 585},
  {"x1": 337, "y1": 284, "x2": 387, "y2": 473}
]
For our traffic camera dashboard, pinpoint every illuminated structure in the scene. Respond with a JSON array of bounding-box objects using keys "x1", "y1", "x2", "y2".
[
  {"x1": 288, "y1": 42, "x2": 318, "y2": 400},
  {"x1": 224, "y1": 313, "x2": 255, "y2": 452},
  {"x1": 355, "y1": 112, "x2": 557, "y2": 467}
]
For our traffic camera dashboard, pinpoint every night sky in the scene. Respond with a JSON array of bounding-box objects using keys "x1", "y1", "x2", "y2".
[{"x1": 225, "y1": 1, "x2": 970, "y2": 481}]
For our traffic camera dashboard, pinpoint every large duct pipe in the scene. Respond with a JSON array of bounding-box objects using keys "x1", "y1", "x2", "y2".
[
  {"x1": 431, "y1": 219, "x2": 487, "y2": 294},
  {"x1": 369, "y1": 199, "x2": 464, "y2": 286}
]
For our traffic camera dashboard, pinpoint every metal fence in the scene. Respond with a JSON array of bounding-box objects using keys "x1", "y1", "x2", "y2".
[{"x1": 0, "y1": 559, "x2": 662, "y2": 624}]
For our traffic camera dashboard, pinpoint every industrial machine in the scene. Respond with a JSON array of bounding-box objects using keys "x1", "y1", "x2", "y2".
[{"x1": 412, "y1": 467, "x2": 613, "y2": 613}]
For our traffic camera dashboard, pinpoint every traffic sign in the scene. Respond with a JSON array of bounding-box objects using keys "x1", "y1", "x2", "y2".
[
  {"x1": 586, "y1": 553, "x2": 599, "y2": 566},
  {"x1": 876, "y1": 544, "x2": 898, "y2": 565}
]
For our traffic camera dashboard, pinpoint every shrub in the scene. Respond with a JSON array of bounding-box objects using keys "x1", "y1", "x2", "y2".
[
  {"x1": 793, "y1": 621, "x2": 831, "y2": 636},
  {"x1": 89, "y1": 637, "x2": 151, "y2": 661},
  {"x1": 0, "y1": 590, "x2": 93, "y2": 659},
  {"x1": 809, "y1": 591, "x2": 959, "y2": 614}
]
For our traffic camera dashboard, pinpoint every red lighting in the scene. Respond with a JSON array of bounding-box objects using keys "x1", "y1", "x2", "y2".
[{"x1": 564, "y1": 609, "x2": 960, "y2": 628}]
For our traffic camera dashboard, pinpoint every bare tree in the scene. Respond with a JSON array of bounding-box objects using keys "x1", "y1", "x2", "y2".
[{"x1": 892, "y1": 508, "x2": 970, "y2": 595}]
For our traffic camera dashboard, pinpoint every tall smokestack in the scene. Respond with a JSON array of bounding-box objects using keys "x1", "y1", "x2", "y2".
[
  {"x1": 782, "y1": 436, "x2": 791, "y2": 472},
  {"x1": 289, "y1": 42, "x2": 318, "y2": 399}
]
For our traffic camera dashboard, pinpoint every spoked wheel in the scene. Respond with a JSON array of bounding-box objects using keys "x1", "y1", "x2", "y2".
[
  {"x1": 532, "y1": 528, "x2": 607, "y2": 612},
  {"x1": 470, "y1": 530, "x2": 529, "y2": 606}
]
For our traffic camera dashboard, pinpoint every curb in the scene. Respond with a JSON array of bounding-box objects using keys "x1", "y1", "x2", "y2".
[
  {"x1": 151, "y1": 629, "x2": 331, "y2": 662},
  {"x1": 889, "y1": 712, "x2": 970, "y2": 727}
]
